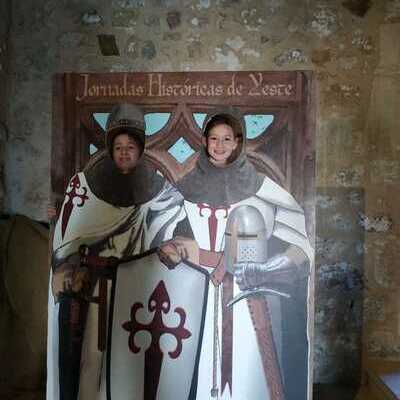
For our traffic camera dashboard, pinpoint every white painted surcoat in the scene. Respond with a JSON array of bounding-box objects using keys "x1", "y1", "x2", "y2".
[
  {"x1": 47, "y1": 172, "x2": 185, "y2": 400},
  {"x1": 183, "y1": 175, "x2": 313, "y2": 400}
]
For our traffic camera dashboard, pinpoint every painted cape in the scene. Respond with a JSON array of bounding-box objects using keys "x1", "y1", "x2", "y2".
[
  {"x1": 47, "y1": 156, "x2": 185, "y2": 400},
  {"x1": 175, "y1": 145, "x2": 313, "y2": 400}
]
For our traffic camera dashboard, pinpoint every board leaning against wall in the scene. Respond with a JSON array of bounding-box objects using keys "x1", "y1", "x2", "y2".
[{"x1": 48, "y1": 71, "x2": 315, "y2": 400}]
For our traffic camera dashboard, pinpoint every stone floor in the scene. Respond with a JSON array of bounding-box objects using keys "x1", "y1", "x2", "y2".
[{"x1": 313, "y1": 384, "x2": 360, "y2": 400}]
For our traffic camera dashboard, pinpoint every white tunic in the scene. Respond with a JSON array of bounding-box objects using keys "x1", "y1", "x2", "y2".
[
  {"x1": 47, "y1": 172, "x2": 185, "y2": 400},
  {"x1": 183, "y1": 176, "x2": 313, "y2": 400}
]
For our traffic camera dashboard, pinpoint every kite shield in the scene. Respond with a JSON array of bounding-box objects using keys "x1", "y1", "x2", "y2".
[{"x1": 107, "y1": 251, "x2": 209, "y2": 400}]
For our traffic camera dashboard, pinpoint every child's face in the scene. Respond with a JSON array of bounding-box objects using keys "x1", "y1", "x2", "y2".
[
  {"x1": 204, "y1": 123, "x2": 238, "y2": 167},
  {"x1": 112, "y1": 133, "x2": 141, "y2": 174}
]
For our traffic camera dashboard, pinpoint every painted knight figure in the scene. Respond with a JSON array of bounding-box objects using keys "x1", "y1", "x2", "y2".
[
  {"x1": 47, "y1": 103, "x2": 186, "y2": 400},
  {"x1": 159, "y1": 108, "x2": 314, "y2": 400},
  {"x1": 47, "y1": 103, "x2": 314, "y2": 400}
]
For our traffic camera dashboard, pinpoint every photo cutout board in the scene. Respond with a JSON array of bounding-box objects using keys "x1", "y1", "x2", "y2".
[{"x1": 48, "y1": 71, "x2": 315, "y2": 400}]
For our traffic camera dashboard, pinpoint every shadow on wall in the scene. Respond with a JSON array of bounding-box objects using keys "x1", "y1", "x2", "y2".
[
  {"x1": 0, "y1": 215, "x2": 49, "y2": 400},
  {"x1": 314, "y1": 188, "x2": 365, "y2": 386}
]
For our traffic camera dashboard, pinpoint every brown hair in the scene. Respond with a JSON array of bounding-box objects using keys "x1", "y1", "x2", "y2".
[
  {"x1": 110, "y1": 131, "x2": 144, "y2": 160},
  {"x1": 203, "y1": 114, "x2": 243, "y2": 163}
]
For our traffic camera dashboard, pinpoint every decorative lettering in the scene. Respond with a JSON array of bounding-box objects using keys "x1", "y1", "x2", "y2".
[{"x1": 75, "y1": 72, "x2": 296, "y2": 101}]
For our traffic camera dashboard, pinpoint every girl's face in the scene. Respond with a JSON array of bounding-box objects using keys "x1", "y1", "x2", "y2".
[
  {"x1": 112, "y1": 133, "x2": 141, "y2": 174},
  {"x1": 204, "y1": 123, "x2": 238, "y2": 167}
]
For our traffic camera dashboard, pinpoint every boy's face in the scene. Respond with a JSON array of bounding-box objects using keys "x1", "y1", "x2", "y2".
[
  {"x1": 112, "y1": 133, "x2": 141, "y2": 174},
  {"x1": 203, "y1": 123, "x2": 238, "y2": 167}
]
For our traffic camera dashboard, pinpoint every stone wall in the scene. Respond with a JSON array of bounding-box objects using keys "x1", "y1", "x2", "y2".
[
  {"x1": 0, "y1": 0, "x2": 10, "y2": 213},
  {"x1": 3, "y1": 0, "x2": 400, "y2": 387}
]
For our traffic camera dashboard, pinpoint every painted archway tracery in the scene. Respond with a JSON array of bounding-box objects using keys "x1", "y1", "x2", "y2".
[{"x1": 52, "y1": 71, "x2": 314, "y2": 230}]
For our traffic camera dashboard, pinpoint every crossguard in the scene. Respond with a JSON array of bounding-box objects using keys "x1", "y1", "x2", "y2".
[{"x1": 226, "y1": 287, "x2": 290, "y2": 308}]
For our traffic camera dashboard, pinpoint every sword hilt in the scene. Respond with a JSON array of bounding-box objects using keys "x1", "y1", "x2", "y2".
[{"x1": 226, "y1": 286, "x2": 290, "y2": 308}]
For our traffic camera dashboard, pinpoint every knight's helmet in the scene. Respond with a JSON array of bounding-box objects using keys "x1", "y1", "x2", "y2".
[
  {"x1": 105, "y1": 103, "x2": 146, "y2": 158},
  {"x1": 225, "y1": 205, "x2": 274, "y2": 274}
]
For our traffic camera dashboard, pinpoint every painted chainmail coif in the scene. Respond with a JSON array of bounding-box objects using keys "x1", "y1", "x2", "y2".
[{"x1": 176, "y1": 108, "x2": 264, "y2": 206}]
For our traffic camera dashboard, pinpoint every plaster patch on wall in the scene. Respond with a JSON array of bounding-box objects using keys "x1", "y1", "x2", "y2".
[
  {"x1": 225, "y1": 36, "x2": 245, "y2": 51},
  {"x1": 352, "y1": 30, "x2": 373, "y2": 53},
  {"x1": 195, "y1": 0, "x2": 210, "y2": 10},
  {"x1": 331, "y1": 213, "x2": 354, "y2": 232},
  {"x1": 316, "y1": 237, "x2": 347, "y2": 261},
  {"x1": 288, "y1": 15, "x2": 304, "y2": 33},
  {"x1": 187, "y1": 38, "x2": 202, "y2": 58},
  {"x1": 364, "y1": 297, "x2": 385, "y2": 322},
  {"x1": 274, "y1": 48, "x2": 307, "y2": 66},
  {"x1": 145, "y1": 15, "x2": 160, "y2": 28},
  {"x1": 213, "y1": 47, "x2": 241, "y2": 70},
  {"x1": 338, "y1": 56, "x2": 358, "y2": 71},
  {"x1": 81, "y1": 9, "x2": 103, "y2": 26},
  {"x1": 163, "y1": 32, "x2": 181, "y2": 41},
  {"x1": 334, "y1": 166, "x2": 364, "y2": 187},
  {"x1": 190, "y1": 16, "x2": 209, "y2": 28},
  {"x1": 110, "y1": 63, "x2": 130, "y2": 72},
  {"x1": 371, "y1": 160, "x2": 400, "y2": 183},
  {"x1": 242, "y1": 48, "x2": 260, "y2": 58},
  {"x1": 348, "y1": 190, "x2": 363, "y2": 206},
  {"x1": 125, "y1": 35, "x2": 139, "y2": 58},
  {"x1": 141, "y1": 40, "x2": 156, "y2": 59},
  {"x1": 112, "y1": 9, "x2": 138, "y2": 27},
  {"x1": 309, "y1": 5, "x2": 339, "y2": 37},
  {"x1": 370, "y1": 236, "x2": 399, "y2": 288},
  {"x1": 266, "y1": 0, "x2": 285, "y2": 14},
  {"x1": 241, "y1": 8, "x2": 265, "y2": 32},
  {"x1": 340, "y1": 84, "x2": 360, "y2": 98},
  {"x1": 316, "y1": 194, "x2": 338, "y2": 209},
  {"x1": 366, "y1": 332, "x2": 400, "y2": 358},
  {"x1": 112, "y1": 0, "x2": 144, "y2": 8},
  {"x1": 358, "y1": 212, "x2": 392, "y2": 233}
]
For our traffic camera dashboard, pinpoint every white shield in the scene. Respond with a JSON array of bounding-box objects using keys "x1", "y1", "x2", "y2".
[{"x1": 108, "y1": 251, "x2": 209, "y2": 400}]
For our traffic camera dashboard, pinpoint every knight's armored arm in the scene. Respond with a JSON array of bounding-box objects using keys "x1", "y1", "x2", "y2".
[{"x1": 234, "y1": 245, "x2": 309, "y2": 291}]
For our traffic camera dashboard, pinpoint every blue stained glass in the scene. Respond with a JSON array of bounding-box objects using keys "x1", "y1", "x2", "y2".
[
  {"x1": 193, "y1": 113, "x2": 207, "y2": 129},
  {"x1": 144, "y1": 113, "x2": 171, "y2": 136},
  {"x1": 93, "y1": 113, "x2": 109, "y2": 131},
  {"x1": 168, "y1": 137, "x2": 195, "y2": 164},
  {"x1": 89, "y1": 144, "x2": 98, "y2": 155},
  {"x1": 244, "y1": 115, "x2": 274, "y2": 139}
]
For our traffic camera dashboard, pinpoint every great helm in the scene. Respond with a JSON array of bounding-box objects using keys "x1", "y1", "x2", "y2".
[{"x1": 105, "y1": 103, "x2": 146, "y2": 158}]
